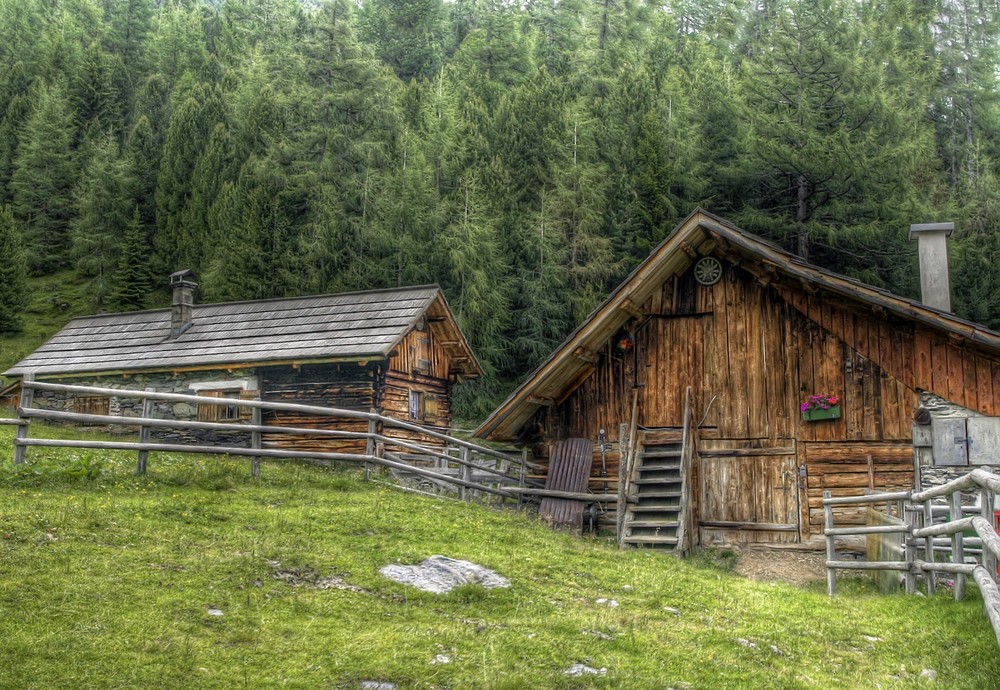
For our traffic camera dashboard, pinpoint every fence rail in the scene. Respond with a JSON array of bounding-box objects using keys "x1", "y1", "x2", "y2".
[
  {"x1": 7, "y1": 377, "x2": 592, "y2": 506},
  {"x1": 823, "y1": 469, "x2": 1000, "y2": 648}
]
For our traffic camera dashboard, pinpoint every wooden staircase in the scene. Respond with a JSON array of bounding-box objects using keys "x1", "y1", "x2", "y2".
[{"x1": 622, "y1": 436, "x2": 684, "y2": 548}]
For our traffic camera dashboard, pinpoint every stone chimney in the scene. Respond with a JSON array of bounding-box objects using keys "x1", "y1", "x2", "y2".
[
  {"x1": 908, "y1": 222, "x2": 954, "y2": 312},
  {"x1": 169, "y1": 269, "x2": 198, "y2": 338}
]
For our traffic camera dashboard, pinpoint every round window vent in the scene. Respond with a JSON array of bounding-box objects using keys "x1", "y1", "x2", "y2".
[{"x1": 694, "y1": 256, "x2": 723, "y2": 286}]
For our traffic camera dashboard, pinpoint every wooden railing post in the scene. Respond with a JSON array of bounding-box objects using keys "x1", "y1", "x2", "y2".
[
  {"x1": 904, "y1": 504, "x2": 917, "y2": 594},
  {"x1": 136, "y1": 387, "x2": 154, "y2": 475},
  {"x1": 923, "y1": 499, "x2": 936, "y2": 595},
  {"x1": 251, "y1": 406, "x2": 262, "y2": 478},
  {"x1": 617, "y1": 422, "x2": 630, "y2": 549},
  {"x1": 518, "y1": 449, "x2": 527, "y2": 510},
  {"x1": 460, "y1": 446, "x2": 472, "y2": 501},
  {"x1": 364, "y1": 411, "x2": 377, "y2": 482},
  {"x1": 13, "y1": 374, "x2": 33, "y2": 465},
  {"x1": 824, "y1": 490, "x2": 837, "y2": 596},
  {"x1": 952, "y1": 491, "x2": 966, "y2": 600},
  {"x1": 983, "y1": 486, "x2": 997, "y2": 583}
]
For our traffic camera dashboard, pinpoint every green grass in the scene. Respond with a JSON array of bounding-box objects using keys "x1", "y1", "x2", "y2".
[
  {"x1": 0, "y1": 270, "x2": 100, "y2": 380},
  {"x1": 0, "y1": 425, "x2": 997, "y2": 689}
]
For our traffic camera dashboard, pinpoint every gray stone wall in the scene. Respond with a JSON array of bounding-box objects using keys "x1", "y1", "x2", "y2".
[
  {"x1": 31, "y1": 370, "x2": 255, "y2": 447},
  {"x1": 914, "y1": 391, "x2": 999, "y2": 503}
]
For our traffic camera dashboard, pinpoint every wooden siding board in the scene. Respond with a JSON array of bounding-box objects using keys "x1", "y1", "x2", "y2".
[
  {"x1": 947, "y1": 344, "x2": 966, "y2": 407},
  {"x1": 964, "y1": 349, "x2": 979, "y2": 412},
  {"x1": 978, "y1": 357, "x2": 996, "y2": 416}
]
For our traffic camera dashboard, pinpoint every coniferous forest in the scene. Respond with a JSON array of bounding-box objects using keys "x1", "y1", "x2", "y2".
[{"x1": 2, "y1": 0, "x2": 1000, "y2": 415}]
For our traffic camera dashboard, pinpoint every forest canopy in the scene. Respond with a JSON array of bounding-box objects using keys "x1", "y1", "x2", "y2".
[{"x1": 1, "y1": 0, "x2": 999, "y2": 416}]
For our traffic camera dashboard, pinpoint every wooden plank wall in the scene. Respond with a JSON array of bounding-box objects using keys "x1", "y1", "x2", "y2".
[
  {"x1": 776, "y1": 286, "x2": 1000, "y2": 417},
  {"x1": 260, "y1": 363, "x2": 378, "y2": 454},
  {"x1": 546, "y1": 263, "x2": 926, "y2": 543},
  {"x1": 553, "y1": 265, "x2": 917, "y2": 448},
  {"x1": 383, "y1": 325, "x2": 453, "y2": 448}
]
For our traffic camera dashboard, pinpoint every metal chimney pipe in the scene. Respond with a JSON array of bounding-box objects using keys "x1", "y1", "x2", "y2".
[
  {"x1": 908, "y1": 223, "x2": 954, "y2": 312},
  {"x1": 169, "y1": 269, "x2": 198, "y2": 338}
]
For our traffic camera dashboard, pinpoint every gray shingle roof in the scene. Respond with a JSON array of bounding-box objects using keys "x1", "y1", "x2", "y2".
[{"x1": 5, "y1": 286, "x2": 465, "y2": 377}]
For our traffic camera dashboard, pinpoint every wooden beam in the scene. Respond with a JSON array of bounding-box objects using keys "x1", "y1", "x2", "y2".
[
  {"x1": 572, "y1": 346, "x2": 597, "y2": 365},
  {"x1": 618, "y1": 297, "x2": 645, "y2": 319},
  {"x1": 527, "y1": 396, "x2": 556, "y2": 407},
  {"x1": 680, "y1": 240, "x2": 699, "y2": 260}
]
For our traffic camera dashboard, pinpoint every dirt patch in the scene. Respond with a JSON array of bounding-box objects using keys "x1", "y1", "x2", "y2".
[{"x1": 735, "y1": 548, "x2": 827, "y2": 585}]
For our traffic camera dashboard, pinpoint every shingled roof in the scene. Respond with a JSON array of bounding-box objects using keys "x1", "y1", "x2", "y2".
[
  {"x1": 475, "y1": 208, "x2": 1000, "y2": 441},
  {"x1": 4, "y1": 285, "x2": 482, "y2": 379}
]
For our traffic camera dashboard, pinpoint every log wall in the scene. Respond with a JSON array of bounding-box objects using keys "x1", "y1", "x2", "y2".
[
  {"x1": 260, "y1": 363, "x2": 378, "y2": 454},
  {"x1": 382, "y1": 324, "x2": 453, "y2": 448}
]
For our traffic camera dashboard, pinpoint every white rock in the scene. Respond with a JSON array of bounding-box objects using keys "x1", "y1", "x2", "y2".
[
  {"x1": 430, "y1": 655, "x2": 451, "y2": 665},
  {"x1": 663, "y1": 606, "x2": 681, "y2": 616},
  {"x1": 595, "y1": 598, "x2": 619, "y2": 607},
  {"x1": 564, "y1": 664, "x2": 607, "y2": 677},
  {"x1": 379, "y1": 556, "x2": 510, "y2": 594},
  {"x1": 920, "y1": 668, "x2": 937, "y2": 681},
  {"x1": 360, "y1": 682, "x2": 397, "y2": 690},
  {"x1": 206, "y1": 609, "x2": 223, "y2": 617},
  {"x1": 736, "y1": 638, "x2": 756, "y2": 649}
]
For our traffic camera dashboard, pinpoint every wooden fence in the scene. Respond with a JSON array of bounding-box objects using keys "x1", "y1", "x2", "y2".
[
  {"x1": 823, "y1": 468, "x2": 1000, "y2": 647},
  {"x1": 8, "y1": 379, "x2": 543, "y2": 503}
]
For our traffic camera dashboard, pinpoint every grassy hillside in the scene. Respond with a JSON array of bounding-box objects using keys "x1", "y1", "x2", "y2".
[
  {"x1": 0, "y1": 271, "x2": 100, "y2": 381},
  {"x1": 0, "y1": 426, "x2": 997, "y2": 689}
]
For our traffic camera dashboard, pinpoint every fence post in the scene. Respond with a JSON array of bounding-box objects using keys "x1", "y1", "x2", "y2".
[
  {"x1": 135, "y1": 387, "x2": 154, "y2": 475},
  {"x1": 460, "y1": 446, "x2": 472, "y2": 501},
  {"x1": 364, "y1": 411, "x2": 377, "y2": 482},
  {"x1": 824, "y1": 490, "x2": 836, "y2": 596},
  {"x1": 904, "y1": 504, "x2": 917, "y2": 594},
  {"x1": 518, "y1": 449, "x2": 527, "y2": 510},
  {"x1": 251, "y1": 406, "x2": 262, "y2": 478},
  {"x1": 923, "y1": 499, "x2": 936, "y2": 595},
  {"x1": 983, "y1": 486, "x2": 997, "y2": 583},
  {"x1": 13, "y1": 373, "x2": 34, "y2": 465},
  {"x1": 951, "y1": 490, "x2": 966, "y2": 600}
]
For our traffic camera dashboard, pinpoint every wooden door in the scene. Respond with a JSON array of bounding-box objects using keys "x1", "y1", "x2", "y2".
[{"x1": 698, "y1": 452, "x2": 800, "y2": 545}]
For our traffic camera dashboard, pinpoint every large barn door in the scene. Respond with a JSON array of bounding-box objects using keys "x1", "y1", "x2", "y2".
[{"x1": 698, "y1": 450, "x2": 800, "y2": 545}]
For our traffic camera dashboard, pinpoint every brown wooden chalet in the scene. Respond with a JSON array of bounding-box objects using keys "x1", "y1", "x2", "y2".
[
  {"x1": 3, "y1": 274, "x2": 482, "y2": 452},
  {"x1": 476, "y1": 210, "x2": 1000, "y2": 548}
]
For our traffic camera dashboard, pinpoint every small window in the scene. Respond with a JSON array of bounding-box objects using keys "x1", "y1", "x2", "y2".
[
  {"x1": 198, "y1": 390, "x2": 241, "y2": 422},
  {"x1": 409, "y1": 390, "x2": 424, "y2": 420},
  {"x1": 74, "y1": 396, "x2": 110, "y2": 416}
]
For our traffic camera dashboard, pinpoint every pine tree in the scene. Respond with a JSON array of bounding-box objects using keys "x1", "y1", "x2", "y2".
[
  {"x1": 11, "y1": 80, "x2": 77, "y2": 275},
  {"x1": 71, "y1": 133, "x2": 134, "y2": 308},
  {"x1": 736, "y1": 0, "x2": 935, "y2": 273},
  {"x1": 107, "y1": 207, "x2": 153, "y2": 312},
  {"x1": 0, "y1": 204, "x2": 28, "y2": 333},
  {"x1": 360, "y1": 0, "x2": 447, "y2": 81}
]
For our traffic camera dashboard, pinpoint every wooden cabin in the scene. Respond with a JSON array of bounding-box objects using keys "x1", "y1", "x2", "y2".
[
  {"x1": 476, "y1": 210, "x2": 1000, "y2": 548},
  {"x1": 2, "y1": 274, "x2": 482, "y2": 452}
]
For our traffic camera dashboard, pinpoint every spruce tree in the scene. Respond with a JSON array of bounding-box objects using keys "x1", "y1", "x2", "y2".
[
  {"x1": 107, "y1": 207, "x2": 153, "y2": 312},
  {"x1": 11, "y1": 80, "x2": 76, "y2": 275},
  {"x1": 71, "y1": 133, "x2": 134, "y2": 308}
]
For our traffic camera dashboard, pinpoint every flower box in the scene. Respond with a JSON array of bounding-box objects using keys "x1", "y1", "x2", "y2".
[{"x1": 802, "y1": 404, "x2": 841, "y2": 422}]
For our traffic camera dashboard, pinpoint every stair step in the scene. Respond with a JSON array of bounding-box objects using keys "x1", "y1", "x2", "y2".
[
  {"x1": 623, "y1": 535, "x2": 679, "y2": 545},
  {"x1": 640, "y1": 460, "x2": 680, "y2": 468},
  {"x1": 633, "y1": 478, "x2": 683, "y2": 485},
  {"x1": 641, "y1": 450, "x2": 682, "y2": 459},
  {"x1": 638, "y1": 468, "x2": 681, "y2": 477},
  {"x1": 635, "y1": 491, "x2": 682, "y2": 499},
  {"x1": 627, "y1": 520, "x2": 679, "y2": 529}
]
